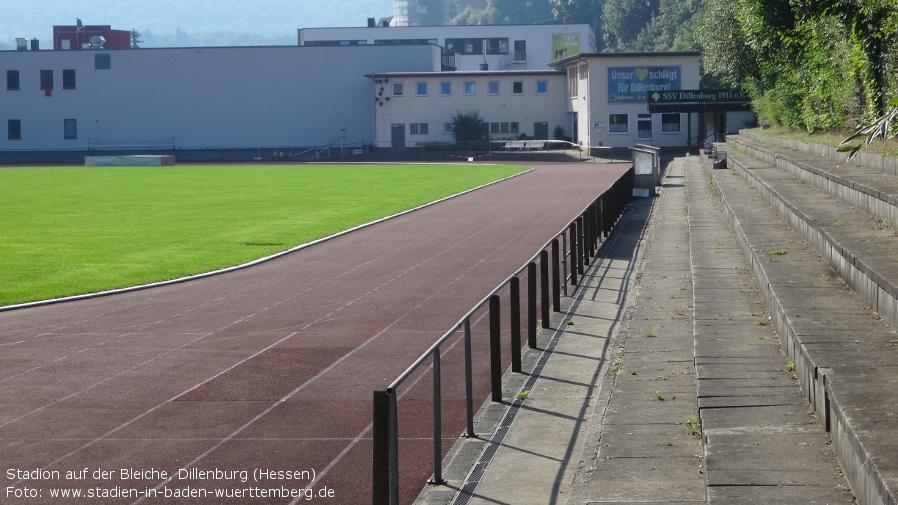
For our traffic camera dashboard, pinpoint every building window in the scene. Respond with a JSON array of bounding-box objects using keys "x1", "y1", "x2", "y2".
[
  {"x1": 8, "y1": 119, "x2": 21, "y2": 140},
  {"x1": 420, "y1": 123, "x2": 429, "y2": 135},
  {"x1": 416, "y1": 82, "x2": 427, "y2": 96},
  {"x1": 464, "y1": 81, "x2": 475, "y2": 96},
  {"x1": 637, "y1": 114, "x2": 652, "y2": 140},
  {"x1": 410, "y1": 123, "x2": 419, "y2": 135},
  {"x1": 511, "y1": 122, "x2": 519, "y2": 134},
  {"x1": 63, "y1": 69, "x2": 76, "y2": 90},
  {"x1": 443, "y1": 123, "x2": 453, "y2": 135},
  {"x1": 609, "y1": 114, "x2": 628, "y2": 133},
  {"x1": 440, "y1": 82, "x2": 451, "y2": 96},
  {"x1": 568, "y1": 67, "x2": 578, "y2": 97},
  {"x1": 661, "y1": 113, "x2": 681, "y2": 133},
  {"x1": 392, "y1": 83, "x2": 403, "y2": 96},
  {"x1": 490, "y1": 122, "x2": 500, "y2": 135},
  {"x1": 409, "y1": 123, "x2": 429, "y2": 135},
  {"x1": 536, "y1": 80, "x2": 548, "y2": 95},
  {"x1": 501, "y1": 122, "x2": 510, "y2": 134},
  {"x1": 40, "y1": 70, "x2": 53, "y2": 90},
  {"x1": 488, "y1": 81, "x2": 499, "y2": 95},
  {"x1": 7, "y1": 70, "x2": 20, "y2": 90},
  {"x1": 512, "y1": 81, "x2": 523, "y2": 95},
  {"x1": 373, "y1": 38, "x2": 435, "y2": 46},
  {"x1": 95, "y1": 54, "x2": 111, "y2": 69},
  {"x1": 445, "y1": 37, "x2": 509, "y2": 55},
  {"x1": 64, "y1": 119, "x2": 77, "y2": 139}
]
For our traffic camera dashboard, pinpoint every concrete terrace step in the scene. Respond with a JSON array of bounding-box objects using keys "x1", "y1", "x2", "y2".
[
  {"x1": 687, "y1": 154, "x2": 851, "y2": 504},
  {"x1": 713, "y1": 135, "x2": 898, "y2": 505}
]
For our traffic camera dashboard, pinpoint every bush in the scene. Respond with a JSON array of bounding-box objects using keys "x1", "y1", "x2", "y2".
[{"x1": 451, "y1": 110, "x2": 488, "y2": 143}]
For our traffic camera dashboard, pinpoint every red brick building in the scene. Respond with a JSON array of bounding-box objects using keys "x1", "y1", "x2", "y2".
[{"x1": 53, "y1": 23, "x2": 130, "y2": 50}]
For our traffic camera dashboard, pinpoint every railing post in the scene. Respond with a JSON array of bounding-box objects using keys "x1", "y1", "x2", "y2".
[
  {"x1": 607, "y1": 190, "x2": 615, "y2": 236},
  {"x1": 527, "y1": 262, "x2": 537, "y2": 349},
  {"x1": 584, "y1": 208, "x2": 593, "y2": 263},
  {"x1": 389, "y1": 389, "x2": 399, "y2": 504},
  {"x1": 604, "y1": 190, "x2": 612, "y2": 237},
  {"x1": 429, "y1": 349, "x2": 445, "y2": 485},
  {"x1": 569, "y1": 223, "x2": 578, "y2": 286},
  {"x1": 598, "y1": 195, "x2": 606, "y2": 240},
  {"x1": 576, "y1": 216, "x2": 585, "y2": 276},
  {"x1": 561, "y1": 234, "x2": 568, "y2": 298},
  {"x1": 577, "y1": 209, "x2": 589, "y2": 268},
  {"x1": 463, "y1": 319, "x2": 475, "y2": 437},
  {"x1": 489, "y1": 294, "x2": 502, "y2": 402},
  {"x1": 551, "y1": 239, "x2": 561, "y2": 311},
  {"x1": 510, "y1": 277, "x2": 522, "y2": 373},
  {"x1": 540, "y1": 250, "x2": 550, "y2": 329},
  {"x1": 373, "y1": 390, "x2": 390, "y2": 505},
  {"x1": 590, "y1": 201, "x2": 598, "y2": 255}
]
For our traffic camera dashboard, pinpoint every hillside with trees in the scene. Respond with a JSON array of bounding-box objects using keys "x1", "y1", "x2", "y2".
[{"x1": 451, "y1": 0, "x2": 898, "y2": 146}]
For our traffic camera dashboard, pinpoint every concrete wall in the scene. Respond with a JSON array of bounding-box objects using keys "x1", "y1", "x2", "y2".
[{"x1": 0, "y1": 44, "x2": 441, "y2": 151}]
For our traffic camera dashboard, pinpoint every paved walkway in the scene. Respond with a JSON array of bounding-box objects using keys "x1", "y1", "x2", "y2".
[{"x1": 422, "y1": 154, "x2": 853, "y2": 504}]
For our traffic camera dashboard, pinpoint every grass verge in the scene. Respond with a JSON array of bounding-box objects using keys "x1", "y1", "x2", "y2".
[{"x1": 1, "y1": 163, "x2": 525, "y2": 306}]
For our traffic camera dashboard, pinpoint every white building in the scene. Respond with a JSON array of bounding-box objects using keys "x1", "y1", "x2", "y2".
[
  {"x1": 1, "y1": 44, "x2": 442, "y2": 155},
  {"x1": 299, "y1": 24, "x2": 596, "y2": 72},
  {"x1": 1, "y1": 21, "x2": 712, "y2": 163},
  {"x1": 366, "y1": 69, "x2": 568, "y2": 150},
  {"x1": 366, "y1": 51, "x2": 703, "y2": 153},
  {"x1": 550, "y1": 52, "x2": 702, "y2": 153}
]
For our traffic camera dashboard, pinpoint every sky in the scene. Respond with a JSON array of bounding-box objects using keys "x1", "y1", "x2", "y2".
[{"x1": 5, "y1": 0, "x2": 394, "y2": 48}]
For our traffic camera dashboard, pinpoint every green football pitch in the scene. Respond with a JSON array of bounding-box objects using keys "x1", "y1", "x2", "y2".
[{"x1": 0, "y1": 163, "x2": 526, "y2": 307}]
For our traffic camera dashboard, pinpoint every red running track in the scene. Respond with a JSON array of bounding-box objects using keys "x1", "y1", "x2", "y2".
[{"x1": 0, "y1": 163, "x2": 629, "y2": 504}]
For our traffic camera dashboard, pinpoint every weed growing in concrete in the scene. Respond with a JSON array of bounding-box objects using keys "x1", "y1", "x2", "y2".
[
  {"x1": 611, "y1": 351, "x2": 623, "y2": 374},
  {"x1": 785, "y1": 360, "x2": 795, "y2": 373},
  {"x1": 685, "y1": 415, "x2": 701, "y2": 437},
  {"x1": 768, "y1": 249, "x2": 787, "y2": 256},
  {"x1": 517, "y1": 390, "x2": 530, "y2": 401},
  {"x1": 654, "y1": 391, "x2": 666, "y2": 401}
]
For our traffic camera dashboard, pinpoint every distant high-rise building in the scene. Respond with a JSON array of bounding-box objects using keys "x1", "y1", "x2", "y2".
[{"x1": 393, "y1": 0, "x2": 445, "y2": 26}]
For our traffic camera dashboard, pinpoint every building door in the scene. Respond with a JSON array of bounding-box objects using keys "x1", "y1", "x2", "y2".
[
  {"x1": 534, "y1": 122, "x2": 548, "y2": 140},
  {"x1": 514, "y1": 40, "x2": 526, "y2": 62},
  {"x1": 391, "y1": 124, "x2": 405, "y2": 151}
]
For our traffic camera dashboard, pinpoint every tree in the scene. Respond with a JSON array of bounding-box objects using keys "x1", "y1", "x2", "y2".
[
  {"x1": 130, "y1": 29, "x2": 143, "y2": 49},
  {"x1": 602, "y1": 0, "x2": 658, "y2": 50},
  {"x1": 688, "y1": 0, "x2": 758, "y2": 86},
  {"x1": 549, "y1": 0, "x2": 605, "y2": 46},
  {"x1": 451, "y1": 0, "x2": 554, "y2": 25},
  {"x1": 631, "y1": 0, "x2": 701, "y2": 52},
  {"x1": 451, "y1": 110, "x2": 488, "y2": 143}
]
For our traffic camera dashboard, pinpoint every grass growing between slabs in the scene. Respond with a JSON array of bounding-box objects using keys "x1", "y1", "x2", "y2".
[{"x1": 1, "y1": 163, "x2": 526, "y2": 306}]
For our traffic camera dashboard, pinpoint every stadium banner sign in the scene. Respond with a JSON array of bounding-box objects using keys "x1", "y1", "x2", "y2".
[
  {"x1": 552, "y1": 34, "x2": 581, "y2": 60},
  {"x1": 608, "y1": 66, "x2": 681, "y2": 103},
  {"x1": 648, "y1": 89, "x2": 749, "y2": 105}
]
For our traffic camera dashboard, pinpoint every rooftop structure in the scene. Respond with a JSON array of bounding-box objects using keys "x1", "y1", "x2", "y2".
[{"x1": 52, "y1": 21, "x2": 130, "y2": 50}]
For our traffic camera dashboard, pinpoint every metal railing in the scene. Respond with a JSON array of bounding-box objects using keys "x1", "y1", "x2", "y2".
[{"x1": 372, "y1": 167, "x2": 634, "y2": 504}]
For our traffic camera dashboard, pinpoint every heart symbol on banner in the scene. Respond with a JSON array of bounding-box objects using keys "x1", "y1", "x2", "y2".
[{"x1": 635, "y1": 68, "x2": 649, "y2": 81}]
